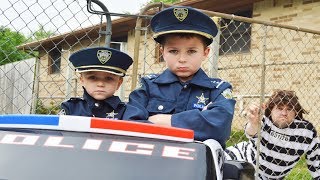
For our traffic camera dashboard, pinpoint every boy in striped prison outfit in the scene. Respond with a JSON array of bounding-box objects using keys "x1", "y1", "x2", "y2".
[{"x1": 224, "y1": 90, "x2": 320, "y2": 179}]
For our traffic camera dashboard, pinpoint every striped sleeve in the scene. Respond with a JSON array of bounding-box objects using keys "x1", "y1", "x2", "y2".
[{"x1": 306, "y1": 134, "x2": 320, "y2": 179}]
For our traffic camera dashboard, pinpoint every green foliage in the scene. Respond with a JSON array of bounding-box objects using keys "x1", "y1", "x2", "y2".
[
  {"x1": 35, "y1": 100, "x2": 60, "y2": 115},
  {"x1": 226, "y1": 130, "x2": 248, "y2": 147},
  {"x1": 0, "y1": 26, "x2": 31, "y2": 65},
  {"x1": 31, "y1": 25, "x2": 55, "y2": 41},
  {"x1": 0, "y1": 25, "x2": 55, "y2": 66},
  {"x1": 285, "y1": 156, "x2": 312, "y2": 180}
]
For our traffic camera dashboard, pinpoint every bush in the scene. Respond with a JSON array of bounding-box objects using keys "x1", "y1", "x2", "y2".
[{"x1": 35, "y1": 100, "x2": 60, "y2": 114}]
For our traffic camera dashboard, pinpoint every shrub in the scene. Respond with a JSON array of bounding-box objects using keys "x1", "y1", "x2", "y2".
[{"x1": 35, "y1": 100, "x2": 60, "y2": 114}]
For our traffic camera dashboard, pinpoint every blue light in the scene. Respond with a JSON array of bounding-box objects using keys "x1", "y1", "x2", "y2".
[{"x1": 0, "y1": 115, "x2": 59, "y2": 126}]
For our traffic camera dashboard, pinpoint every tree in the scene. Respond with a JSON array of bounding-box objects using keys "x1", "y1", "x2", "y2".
[
  {"x1": 32, "y1": 25, "x2": 55, "y2": 41},
  {"x1": 0, "y1": 25, "x2": 56, "y2": 66},
  {"x1": 0, "y1": 26, "x2": 31, "y2": 66},
  {"x1": 26, "y1": 25, "x2": 56, "y2": 58}
]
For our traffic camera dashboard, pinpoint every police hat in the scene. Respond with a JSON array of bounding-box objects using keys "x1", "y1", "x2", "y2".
[
  {"x1": 151, "y1": 6, "x2": 218, "y2": 45},
  {"x1": 69, "y1": 47, "x2": 133, "y2": 77}
]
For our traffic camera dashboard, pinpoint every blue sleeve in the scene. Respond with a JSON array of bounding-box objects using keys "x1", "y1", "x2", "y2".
[
  {"x1": 171, "y1": 84, "x2": 236, "y2": 147},
  {"x1": 124, "y1": 78, "x2": 236, "y2": 147},
  {"x1": 60, "y1": 101, "x2": 70, "y2": 115},
  {"x1": 123, "y1": 78, "x2": 151, "y2": 123}
]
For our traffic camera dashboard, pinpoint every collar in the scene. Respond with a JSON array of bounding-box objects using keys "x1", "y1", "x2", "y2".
[
  {"x1": 83, "y1": 87, "x2": 122, "y2": 109},
  {"x1": 189, "y1": 69, "x2": 215, "y2": 88},
  {"x1": 153, "y1": 69, "x2": 179, "y2": 84},
  {"x1": 154, "y1": 68, "x2": 214, "y2": 89}
]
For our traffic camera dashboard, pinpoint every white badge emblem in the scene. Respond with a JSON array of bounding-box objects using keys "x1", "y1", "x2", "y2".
[
  {"x1": 196, "y1": 93, "x2": 209, "y2": 104},
  {"x1": 106, "y1": 110, "x2": 118, "y2": 119},
  {"x1": 97, "y1": 50, "x2": 112, "y2": 64},
  {"x1": 174, "y1": 8, "x2": 188, "y2": 22}
]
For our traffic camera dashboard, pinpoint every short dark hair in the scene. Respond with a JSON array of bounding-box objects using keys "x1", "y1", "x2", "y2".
[
  {"x1": 157, "y1": 33, "x2": 211, "y2": 47},
  {"x1": 264, "y1": 89, "x2": 307, "y2": 120}
]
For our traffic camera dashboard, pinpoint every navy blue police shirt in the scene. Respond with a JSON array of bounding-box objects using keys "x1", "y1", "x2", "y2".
[
  {"x1": 123, "y1": 68, "x2": 236, "y2": 147},
  {"x1": 60, "y1": 88, "x2": 126, "y2": 119}
]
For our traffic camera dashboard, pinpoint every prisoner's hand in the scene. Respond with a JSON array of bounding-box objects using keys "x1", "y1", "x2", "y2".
[
  {"x1": 246, "y1": 103, "x2": 261, "y2": 124},
  {"x1": 148, "y1": 114, "x2": 172, "y2": 126},
  {"x1": 245, "y1": 103, "x2": 262, "y2": 137}
]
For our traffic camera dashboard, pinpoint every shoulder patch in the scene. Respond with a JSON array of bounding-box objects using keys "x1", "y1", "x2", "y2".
[{"x1": 221, "y1": 88, "x2": 233, "y2": 99}]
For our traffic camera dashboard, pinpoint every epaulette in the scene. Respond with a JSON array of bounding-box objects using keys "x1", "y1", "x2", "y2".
[
  {"x1": 210, "y1": 79, "x2": 225, "y2": 88},
  {"x1": 210, "y1": 79, "x2": 233, "y2": 99},
  {"x1": 143, "y1": 74, "x2": 158, "y2": 80}
]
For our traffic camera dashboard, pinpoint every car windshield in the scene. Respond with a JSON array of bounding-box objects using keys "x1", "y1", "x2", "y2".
[{"x1": 0, "y1": 129, "x2": 216, "y2": 180}]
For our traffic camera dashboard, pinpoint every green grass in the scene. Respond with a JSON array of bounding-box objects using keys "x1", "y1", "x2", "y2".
[
  {"x1": 226, "y1": 130, "x2": 312, "y2": 180},
  {"x1": 226, "y1": 130, "x2": 247, "y2": 147},
  {"x1": 285, "y1": 156, "x2": 312, "y2": 180}
]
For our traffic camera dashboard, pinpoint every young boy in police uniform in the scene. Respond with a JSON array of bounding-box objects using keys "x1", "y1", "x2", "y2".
[
  {"x1": 60, "y1": 47, "x2": 133, "y2": 119},
  {"x1": 123, "y1": 6, "x2": 236, "y2": 147}
]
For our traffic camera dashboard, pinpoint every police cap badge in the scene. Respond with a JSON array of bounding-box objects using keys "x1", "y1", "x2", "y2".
[
  {"x1": 151, "y1": 6, "x2": 218, "y2": 45},
  {"x1": 69, "y1": 47, "x2": 133, "y2": 77}
]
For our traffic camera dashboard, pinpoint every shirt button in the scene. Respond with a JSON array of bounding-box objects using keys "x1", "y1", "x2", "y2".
[
  {"x1": 158, "y1": 105, "x2": 164, "y2": 111},
  {"x1": 94, "y1": 103, "x2": 100, "y2": 107},
  {"x1": 183, "y1": 84, "x2": 188, "y2": 89}
]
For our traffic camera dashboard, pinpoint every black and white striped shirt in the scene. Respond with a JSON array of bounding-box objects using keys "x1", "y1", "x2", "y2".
[{"x1": 225, "y1": 116, "x2": 320, "y2": 179}]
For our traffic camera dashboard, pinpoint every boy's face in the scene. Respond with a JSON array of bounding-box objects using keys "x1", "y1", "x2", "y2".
[
  {"x1": 271, "y1": 104, "x2": 296, "y2": 128},
  {"x1": 160, "y1": 35, "x2": 210, "y2": 82},
  {"x1": 80, "y1": 71, "x2": 123, "y2": 100}
]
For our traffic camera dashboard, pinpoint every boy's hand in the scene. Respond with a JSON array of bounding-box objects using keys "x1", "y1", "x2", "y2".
[{"x1": 148, "y1": 114, "x2": 172, "y2": 126}]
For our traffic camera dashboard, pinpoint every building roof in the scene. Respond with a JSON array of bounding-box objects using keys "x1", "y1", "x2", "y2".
[{"x1": 17, "y1": 0, "x2": 260, "y2": 51}]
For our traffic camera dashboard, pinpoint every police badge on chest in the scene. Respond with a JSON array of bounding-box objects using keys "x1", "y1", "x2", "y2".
[{"x1": 193, "y1": 93, "x2": 209, "y2": 110}]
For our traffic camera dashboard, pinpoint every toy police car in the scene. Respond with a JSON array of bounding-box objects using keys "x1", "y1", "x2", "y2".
[{"x1": 0, "y1": 115, "x2": 253, "y2": 180}]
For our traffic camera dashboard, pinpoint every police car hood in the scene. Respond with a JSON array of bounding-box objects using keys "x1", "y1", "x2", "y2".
[{"x1": 0, "y1": 115, "x2": 218, "y2": 180}]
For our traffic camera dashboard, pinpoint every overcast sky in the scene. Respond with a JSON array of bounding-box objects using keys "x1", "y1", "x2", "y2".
[
  {"x1": 97, "y1": 0, "x2": 150, "y2": 13},
  {"x1": 0, "y1": 0, "x2": 150, "y2": 36}
]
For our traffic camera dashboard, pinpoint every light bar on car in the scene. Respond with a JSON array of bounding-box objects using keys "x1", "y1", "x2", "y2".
[{"x1": 0, "y1": 115, "x2": 194, "y2": 142}]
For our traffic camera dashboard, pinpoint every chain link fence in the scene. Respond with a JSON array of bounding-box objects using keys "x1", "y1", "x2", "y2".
[{"x1": 1, "y1": 0, "x2": 319, "y2": 179}]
